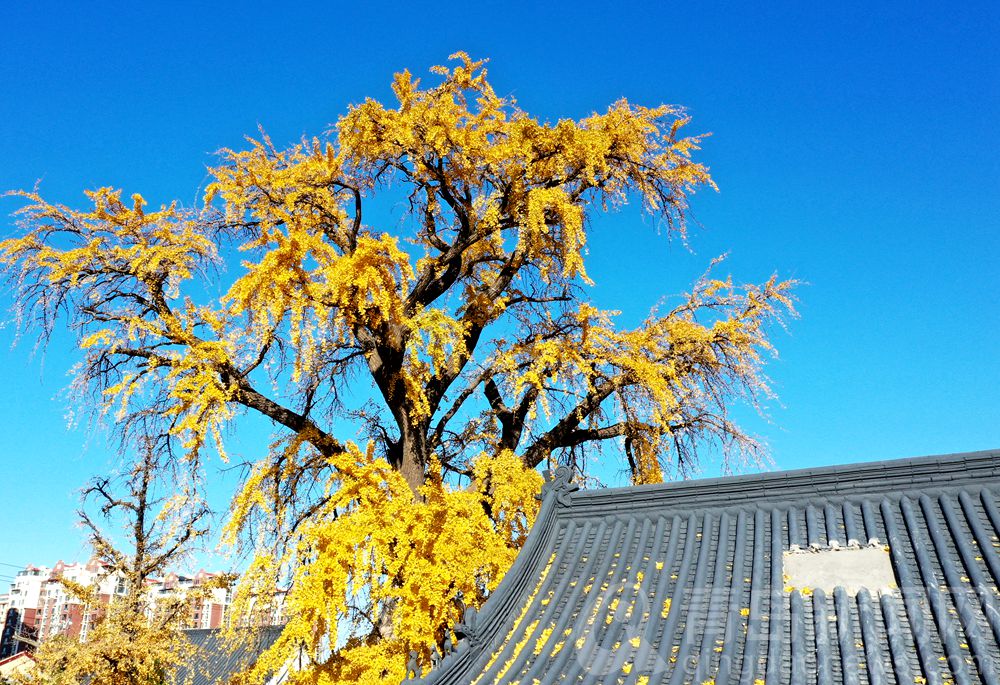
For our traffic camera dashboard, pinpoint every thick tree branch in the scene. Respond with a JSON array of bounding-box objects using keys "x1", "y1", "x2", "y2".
[{"x1": 521, "y1": 375, "x2": 628, "y2": 468}]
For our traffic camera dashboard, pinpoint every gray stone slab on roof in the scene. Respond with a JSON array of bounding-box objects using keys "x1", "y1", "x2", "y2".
[{"x1": 411, "y1": 449, "x2": 1000, "y2": 685}]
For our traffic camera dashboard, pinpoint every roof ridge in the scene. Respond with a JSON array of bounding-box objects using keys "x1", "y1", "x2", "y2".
[{"x1": 569, "y1": 448, "x2": 1000, "y2": 508}]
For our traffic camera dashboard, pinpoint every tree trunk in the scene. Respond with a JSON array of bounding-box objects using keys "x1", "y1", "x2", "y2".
[{"x1": 389, "y1": 416, "x2": 428, "y2": 498}]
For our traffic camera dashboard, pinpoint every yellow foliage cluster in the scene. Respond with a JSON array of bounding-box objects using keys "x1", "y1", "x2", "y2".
[
  {"x1": 25, "y1": 605, "x2": 194, "y2": 685},
  {"x1": 229, "y1": 443, "x2": 542, "y2": 685},
  {"x1": 0, "y1": 186, "x2": 236, "y2": 461},
  {"x1": 473, "y1": 450, "x2": 545, "y2": 543}
]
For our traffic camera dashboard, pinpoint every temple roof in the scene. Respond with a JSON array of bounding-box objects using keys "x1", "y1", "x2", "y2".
[{"x1": 410, "y1": 449, "x2": 1000, "y2": 685}]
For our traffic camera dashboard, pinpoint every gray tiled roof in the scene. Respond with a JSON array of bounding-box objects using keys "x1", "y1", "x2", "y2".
[
  {"x1": 412, "y1": 449, "x2": 1000, "y2": 685},
  {"x1": 172, "y1": 626, "x2": 284, "y2": 685}
]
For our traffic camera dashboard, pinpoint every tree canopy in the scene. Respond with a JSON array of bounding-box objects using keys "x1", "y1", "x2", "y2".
[{"x1": 1, "y1": 54, "x2": 794, "y2": 683}]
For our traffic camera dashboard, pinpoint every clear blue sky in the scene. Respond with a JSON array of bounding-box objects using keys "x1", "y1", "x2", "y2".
[{"x1": 1, "y1": 1, "x2": 998, "y2": 573}]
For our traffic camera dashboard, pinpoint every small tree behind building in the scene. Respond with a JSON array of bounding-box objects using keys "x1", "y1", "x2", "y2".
[{"x1": 24, "y1": 443, "x2": 217, "y2": 685}]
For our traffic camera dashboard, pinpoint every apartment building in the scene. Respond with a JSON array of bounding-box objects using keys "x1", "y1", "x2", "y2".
[
  {"x1": 150, "y1": 570, "x2": 230, "y2": 630},
  {"x1": 36, "y1": 559, "x2": 124, "y2": 642},
  {"x1": 0, "y1": 565, "x2": 49, "y2": 658},
  {"x1": 0, "y1": 561, "x2": 236, "y2": 654}
]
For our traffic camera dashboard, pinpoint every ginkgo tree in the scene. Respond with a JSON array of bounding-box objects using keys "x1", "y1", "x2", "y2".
[{"x1": 1, "y1": 54, "x2": 794, "y2": 684}]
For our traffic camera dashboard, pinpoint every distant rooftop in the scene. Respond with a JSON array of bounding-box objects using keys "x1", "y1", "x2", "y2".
[{"x1": 171, "y1": 626, "x2": 285, "y2": 685}]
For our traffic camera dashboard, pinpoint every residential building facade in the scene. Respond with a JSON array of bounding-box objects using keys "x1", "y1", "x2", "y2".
[
  {"x1": 0, "y1": 565, "x2": 49, "y2": 659},
  {"x1": 0, "y1": 561, "x2": 237, "y2": 655}
]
